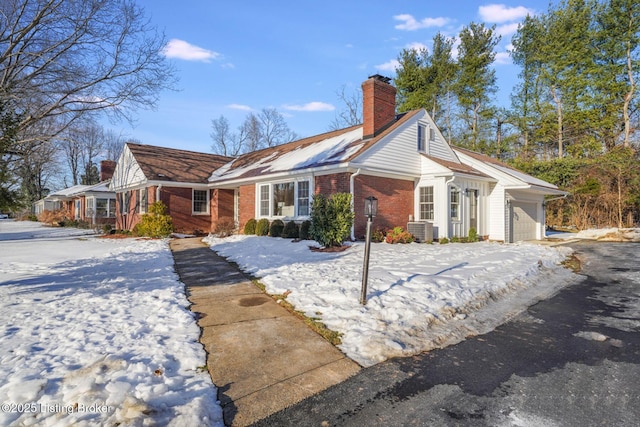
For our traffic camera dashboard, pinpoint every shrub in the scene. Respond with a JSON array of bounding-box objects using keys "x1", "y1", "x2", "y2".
[
  {"x1": 214, "y1": 217, "x2": 236, "y2": 237},
  {"x1": 283, "y1": 221, "x2": 299, "y2": 238},
  {"x1": 38, "y1": 209, "x2": 68, "y2": 226},
  {"x1": 134, "y1": 201, "x2": 173, "y2": 238},
  {"x1": 309, "y1": 193, "x2": 355, "y2": 247},
  {"x1": 243, "y1": 218, "x2": 257, "y2": 235},
  {"x1": 468, "y1": 227, "x2": 479, "y2": 242},
  {"x1": 371, "y1": 227, "x2": 386, "y2": 243},
  {"x1": 269, "y1": 219, "x2": 285, "y2": 237},
  {"x1": 385, "y1": 226, "x2": 415, "y2": 244},
  {"x1": 439, "y1": 237, "x2": 450, "y2": 244},
  {"x1": 299, "y1": 220, "x2": 311, "y2": 240},
  {"x1": 102, "y1": 224, "x2": 113, "y2": 234},
  {"x1": 255, "y1": 218, "x2": 270, "y2": 236}
]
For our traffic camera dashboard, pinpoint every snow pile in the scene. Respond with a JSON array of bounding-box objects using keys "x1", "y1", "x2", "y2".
[
  {"x1": 204, "y1": 235, "x2": 577, "y2": 366},
  {"x1": 576, "y1": 228, "x2": 640, "y2": 242},
  {"x1": 0, "y1": 221, "x2": 222, "y2": 427}
]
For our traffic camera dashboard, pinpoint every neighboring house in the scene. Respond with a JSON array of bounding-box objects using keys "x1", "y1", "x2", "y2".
[
  {"x1": 33, "y1": 161, "x2": 117, "y2": 226},
  {"x1": 112, "y1": 75, "x2": 565, "y2": 242},
  {"x1": 109, "y1": 144, "x2": 232, "y2": 234}
]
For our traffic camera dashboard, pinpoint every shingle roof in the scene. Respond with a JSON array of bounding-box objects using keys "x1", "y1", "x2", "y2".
[
  {"x1": 127, "y1": 143, "x2": 232, "y2": 184},
  {"x1": 209, "y1": 111, "x2": 421, "y2": 183},
  {"x1": 421, "y1": 154, "x2": 491, "y2": 178}
]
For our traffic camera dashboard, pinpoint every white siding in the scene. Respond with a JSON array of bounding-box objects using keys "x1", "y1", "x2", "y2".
[
  {"x1": 111, "y1": 145, "x2": 147, "y2": 191},
  {"x1": 488, "y1": 183, "x2": 506, "y2": 241},
  {"x1": 353, "y1": 110, "x2": 458, "y2": 176}
]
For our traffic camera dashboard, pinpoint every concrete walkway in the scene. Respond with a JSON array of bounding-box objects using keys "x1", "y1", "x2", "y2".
[{"x1": 170, "y1": 237, "x2": 360, "y2": 426}]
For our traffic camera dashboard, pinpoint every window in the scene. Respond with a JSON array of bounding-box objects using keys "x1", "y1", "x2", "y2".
[
  {"x1": 96, "y1": 198, "x2": 114, "y2": 218},
  {"x1": 119, "y1": 192, "x2": 131, "y2": 215},
  {"x1": 192, "y1": 189, "x2": 208, "y2": 214},
  {"x1": 259, "y1": 185, "x2": 270, "y2": 216},
  {"x1": 139, "y1": 188, "x2": 148, "y2": 214},
  {"x1": 258, "y1": 180, "x2": 311, "y2": 218},
  {"x1": 417, "y1": 124, "x2": 426, "y2": 152},
  {"x1": 86, "y1": 197, "x2": 95, "y2": 217},
  {"x1": 297, "y1": 181, "x2": 310, "y2": 216},
  {"x1": 75, "y1": 200, "x2": 81, "y2": 219},
  {"x1": 429, "y1": 127, "x2": 435, "y2": 141},
  {"x1": 450, "y1": 187, "x2": 460, "y2": 220},
  {"x1": 419, "y1": 186, "x2": 434, "y2": 220},
  {"x1": 273, "y1": 182, "x2": 295, "y2": 216}
]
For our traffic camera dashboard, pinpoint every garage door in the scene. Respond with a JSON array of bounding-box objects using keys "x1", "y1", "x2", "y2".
[{"x1": 511, "y1": 202, "x2": 538, "y2": 242}]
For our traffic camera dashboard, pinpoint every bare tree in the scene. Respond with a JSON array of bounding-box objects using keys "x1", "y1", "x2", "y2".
[
  {"x1": 239, "y1": 113, "x2": 264, "y2": 153},
  {"x1": 329, "y1": 85, "x2": 362, "y2": 130},
  {"x1": 0, "y1": 0, "x2": 176, "y2": 151},
  {"x1": 103, "y1": 129, "x2": 127, "y2": 161},
  {"x1": 210, "y1": 115, "x2": 242, "y2": 157},
  {"x1": 259, "y1": 108, "x2": 299, "y2": 147}
]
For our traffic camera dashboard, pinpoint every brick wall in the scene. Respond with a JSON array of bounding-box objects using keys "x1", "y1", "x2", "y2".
[
  {"x1": 238, "y1": 184, "x2": 255, "y2": 233},
  {"x1": 353, "y1": 174, "x2": 414, "y2": 239},
  {"x1": 314, "y1": 173, "x2": 351, "y2": 196},
  {"x1": 211, "y1": 188, "x2": 235, "y2": 230},
  {"x1": 159, "y1": 187, "x2": 211, "y2": 234}
]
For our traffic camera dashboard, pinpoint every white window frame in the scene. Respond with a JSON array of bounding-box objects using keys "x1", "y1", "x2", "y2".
[
  {"x1": 257, "y1": 178, "x2": 312, "y2": 219},
  {"x1": 450, "y1": 186, "x2": 461, "y2": 221},
  {"x1": 85, "y1": 197, "x2": 95, "y2": 218},
  {"x1": 192, "y1": 189, "x2": 209, "y2": 215},
  {"x1": 139, "y1": 188, "x2": 148, "y2": 214},
  {"x1": 419, "y1": 186, "x2": 434, "y2": 221},
  {"x1": 417, "y1": 124, "x2": 427, "y2": 152}
]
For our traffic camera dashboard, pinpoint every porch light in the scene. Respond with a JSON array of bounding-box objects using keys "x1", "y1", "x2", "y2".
[
  {"x1": 364, "y1": 196, "x2": 378, "y2": 219},
  {"x1": 360, "y1": 195, "x2": 378, "y2": 305}
]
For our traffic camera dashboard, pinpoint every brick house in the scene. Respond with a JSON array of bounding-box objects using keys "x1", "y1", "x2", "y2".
[
  {"x1": 109, "y1": 143, "x2": 232, "y2": 234},
  {"x1": 112, "y1": 75, "x2": 565, "y2": 241}
]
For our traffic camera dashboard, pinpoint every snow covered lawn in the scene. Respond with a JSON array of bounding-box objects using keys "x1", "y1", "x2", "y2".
[
  {"x1": 204, "y1": 235, "x2": 577, "y2": 367},
  {"x1": 0, "y1": 220, "x2": 222, "y2": 427}
]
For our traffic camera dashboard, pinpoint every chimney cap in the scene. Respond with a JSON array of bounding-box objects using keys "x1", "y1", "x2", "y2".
[{"x1": 368, "y1": 74, "x2": 392, "y2": 84}]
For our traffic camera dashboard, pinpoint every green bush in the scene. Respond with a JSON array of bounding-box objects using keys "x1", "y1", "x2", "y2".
[
  {"x1": 255, "y1": 218, "x2": 270, "y2": 236},
  {"x1": 299, "y1": 220, "x2": 311, "y2": 240},
  {"x1": 243, "y1": 218, "x2": 257, "y2": 235},
  {"x1": 134, "y1": 201, "x2": 173, "y2": 238},
  {"x1": 468, "y1": 227, "x2": 479, "y2": 242},
  {"x1": 283, "y1": 221, "x2": 299, "y2": 238},
  {"x1": 269, "y1": 219, "x2": 285, "y2": 237},
  {"x1": 385, "y1": 226, "x2": 414, "y2": 244},
  {"x1": 439, "y1": 237, "x2": 450, "y2": 244},
  {"x1": 309, "y1": 193, "x2": 355, "y2": 247}
]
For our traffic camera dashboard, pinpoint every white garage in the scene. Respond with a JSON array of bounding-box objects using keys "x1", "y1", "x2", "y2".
[{"x1": 510, "y1": 201, "x2": 539, "y2": 242}]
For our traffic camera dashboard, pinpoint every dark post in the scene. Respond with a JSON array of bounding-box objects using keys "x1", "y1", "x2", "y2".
[{"x1": 360, "y1": 196, "x2": 378, "y2": 305}]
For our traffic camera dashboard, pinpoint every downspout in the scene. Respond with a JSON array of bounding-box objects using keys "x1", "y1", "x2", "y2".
[
  {"x1": 156, "y1": 184, "x2": 162, "y2": 204},
  {"x1": 444, "y1": 176, "x2": 455, "y2": 239},
  {"x1": 350, "y1": 168, "x2": 362, "y2": 240}
]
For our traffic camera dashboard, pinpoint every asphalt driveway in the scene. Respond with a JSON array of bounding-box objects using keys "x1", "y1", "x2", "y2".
[{"x1": 252, "y1": 241, "x2": 640, "y2": 426}]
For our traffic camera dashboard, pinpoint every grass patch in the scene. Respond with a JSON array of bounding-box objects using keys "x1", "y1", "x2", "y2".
[{"x1": 562, "y1": 253, "x2": 582, "y2": 273}]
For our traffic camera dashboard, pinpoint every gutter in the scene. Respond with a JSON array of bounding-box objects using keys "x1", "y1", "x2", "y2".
[{"x1": 350, "y1": 168, "x2": 362, "y2": 240}]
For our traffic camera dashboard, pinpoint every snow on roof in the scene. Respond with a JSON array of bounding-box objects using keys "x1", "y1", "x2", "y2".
[
  {"x1": 490, "y1": 163, "x2": 560, "y2": 190},
  {"x1": 48, "y1": 185, "x2": 91, "y2": 198},
  {"x1": 210, "y1": 127, "x2": 365, "y2": 182}
]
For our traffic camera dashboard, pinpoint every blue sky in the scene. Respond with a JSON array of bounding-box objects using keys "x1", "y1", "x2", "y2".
[{"x1": 116, "y1": 1, "x2": 551, "y2": 154}]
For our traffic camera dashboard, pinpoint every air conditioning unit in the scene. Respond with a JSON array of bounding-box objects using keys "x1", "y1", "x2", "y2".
[{"x1": 407, "y1": 221, "x2": 433, "y2": 243}]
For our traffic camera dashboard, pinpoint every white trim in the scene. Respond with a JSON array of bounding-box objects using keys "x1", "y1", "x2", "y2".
[
  {"x1": 255, "y1": 176, "x2": 313, "y2": 221},
  {"x1": 192, "y1": 189, "x2": 210, "y2": 215}
]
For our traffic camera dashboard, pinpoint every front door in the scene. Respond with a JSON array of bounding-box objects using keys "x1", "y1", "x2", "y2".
[{"x1": 469, "y1": 190, "x2": 478, "y2": 230}]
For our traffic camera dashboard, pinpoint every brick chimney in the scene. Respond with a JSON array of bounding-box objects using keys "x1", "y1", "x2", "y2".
[
  {"x1": 362, "y1": 74, "x2": 397, "y2": 139},
  {"x1": 100, "y1": 160, "x2": 116, "y2": 181}
]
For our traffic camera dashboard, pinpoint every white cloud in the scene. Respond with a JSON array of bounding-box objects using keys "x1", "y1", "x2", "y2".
[
  {"x1": 495, "y1": 51, "x2": 512, "y2": 65},
  {"x1": 479, "y1": 4, "x2": 534, "y2": 23},
  {"x1": 162, "y1": 39, "x2": 221, "y2": 62},
  {"x1": 227, "y1": 104, "x2": 252, "y2": 111},
  {"x1": 283, "y1": 102, "x2": 335, "y2": 112},
  {"x1": 394, "y1": 14, "x2": 450, "y2": 31},
  {"x1": 406, "y1": 42, "x2": 429, "y2": 52},
  {"x1": 496, "y1": 22, "x2": 521, "y2": 37},
  {"x1": 376, "y1": 59, "x2": 400, "y2": 72}
]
